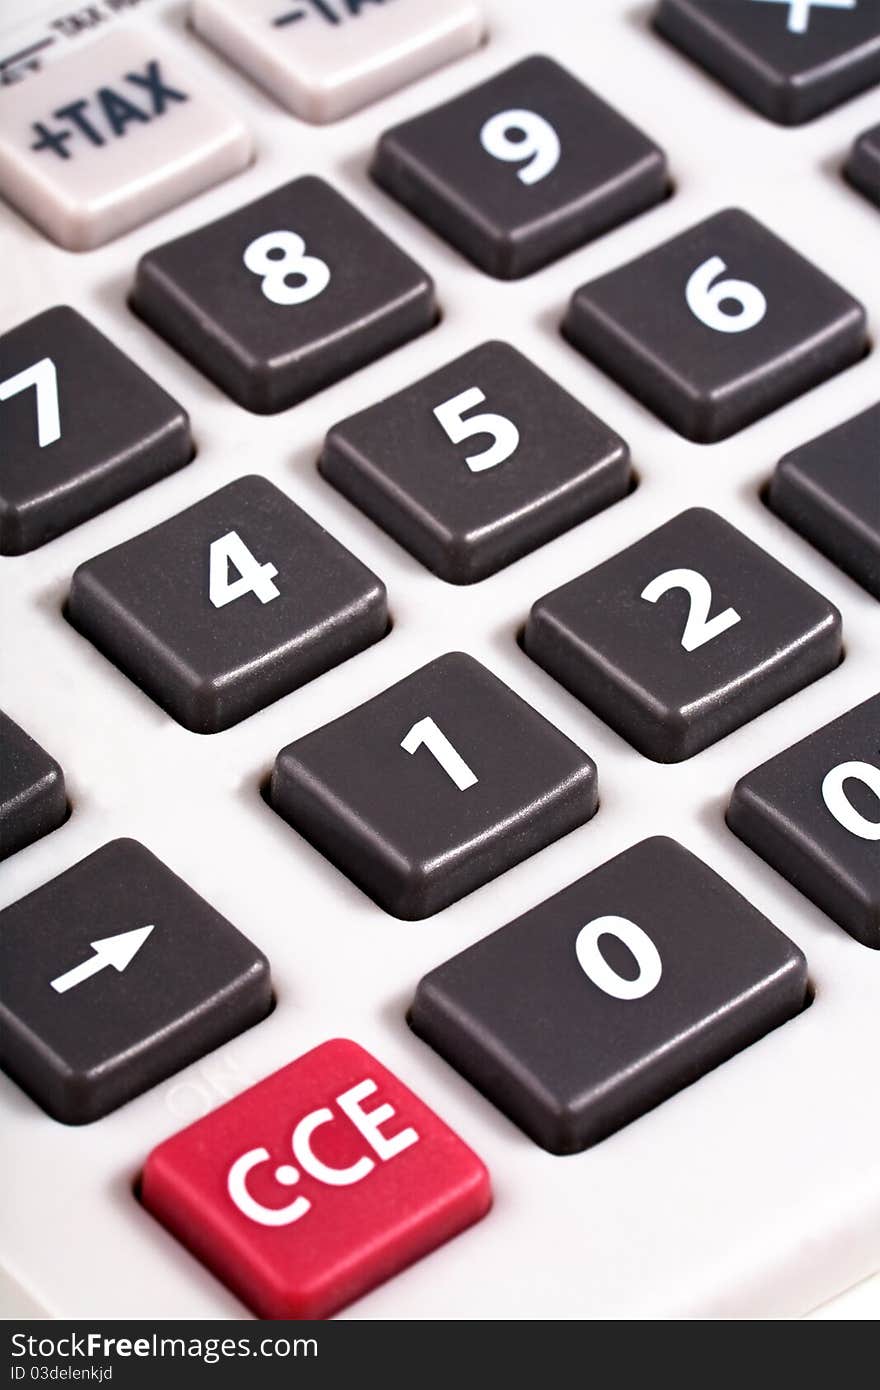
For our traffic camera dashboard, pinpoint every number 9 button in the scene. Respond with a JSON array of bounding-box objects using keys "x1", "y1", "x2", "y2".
[
  {"x1": 67, "y1": 476, "x2": 387, "y2": 733},
  {"x1": 563, "y1": 208, "x2": 867, "y2": 442},
  {"x1": 410, "y1": 837, "x2": 808, "y2": 1153},
  {"x1": 729, "y1": 694, "x2": 880, "y2": 950},
  {"x1": 524, "y1": 508, "x2": 842, "y2": 763},
  {"x1": 372, "y1": 55, "x2": 669, "y2": 280},
  {"x1": 131, "y1": 176, "x2": 436, "y2": 413}
]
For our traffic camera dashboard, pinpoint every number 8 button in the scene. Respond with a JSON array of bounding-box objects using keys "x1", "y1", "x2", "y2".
[
  {"x1": 524, "y1": 509, "x2": 842, "y2": 763},
  {"x1": 563, "y1": 208, "x2": 867, "y2": 442}
]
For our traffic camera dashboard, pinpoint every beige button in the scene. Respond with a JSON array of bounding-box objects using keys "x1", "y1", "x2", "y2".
[
  {"x1": 191, "y1": 0, "x2": 486, "y2": 124},
  {"x1": 0, "y1": 30, "x2": 253, "y2": 251}
]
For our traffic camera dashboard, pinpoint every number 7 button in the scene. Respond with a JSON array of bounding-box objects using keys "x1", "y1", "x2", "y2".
[{"x1": 270, "y1": 653, "x2": 598, "y2": 919}]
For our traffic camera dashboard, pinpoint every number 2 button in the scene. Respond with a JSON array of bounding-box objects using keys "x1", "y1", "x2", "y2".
[
  {"x1": 67, "y1": 476, "x2": 388, "y2": 733},
  {"x1": 271, "y1": 653, "x2": 598, "y2": 919},
  {"x1": 563, "y1": 208, "x2": 867, "y2": 441},
  {"x1": 524, "y1": 508, "x2": 842, "y2": 762},
  {"x1": 131, "y1": 176, "x2": 436, "y2": 412},
  {"x1": 372, "y1": 56, "x2": 669, "y2": 279}
]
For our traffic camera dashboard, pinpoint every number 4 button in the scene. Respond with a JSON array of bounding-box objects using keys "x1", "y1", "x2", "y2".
[
  {"x1": 563, "y1": 209, "x2": 867, "y2": 442},
  {"x1": 524, "y1": 508, "x2": 842, "y2": 763},
  {"x1": 271, "y1": 653, "x2": 598, "y2": 919},
  {"x1": 67, "y1": 476, "x2": 388, "y2": 733}
]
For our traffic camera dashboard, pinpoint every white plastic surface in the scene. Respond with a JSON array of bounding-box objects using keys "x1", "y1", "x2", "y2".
[{"x1": 0, "y1": 0, "x2": 878, "y2": 1322}]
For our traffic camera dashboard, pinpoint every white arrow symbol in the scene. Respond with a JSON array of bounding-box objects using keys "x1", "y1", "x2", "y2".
[
  {"x1": 50, "y1": 926, "x2": 155, "y2": 995},
  {"x1": 750, "y1": 0, "x2": 857, "y2": 36}
]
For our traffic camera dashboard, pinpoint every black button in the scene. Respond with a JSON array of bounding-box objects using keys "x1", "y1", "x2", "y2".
[
  {"x1": 0, "y1": 839, "x2": 273, "y2": 1124},
  {"x1": 563, "y1": 208, "x2": 867, "y2": 442},
  {"x1": 0, "y1": 307, "x2": 191, "y2": 555},
  {"x1": 654, "y1": 0, "x2": 880, "y2": 125},
  {"x1": 0, "y1": 713, "x2": 67, "y2": 861},
  {"x1": 768, "y1": 402, "x2": 880, "y2": 599},
  {"x1": 320, "y1": 340, "x2": 632, "y2": 584},
  {"x1": 271, "y1": 652, "x2": 598, "y2": 920},
  {"x1": 131, "y1": 176, "x2": 437, "y2": 413},
  {"x1": 371, "y1": 55, "x2": 669, "y2": 279},
  {"x1": 410, "y1": 836, "x2": 808, "y2": 1153},
  {"x1": 524, "y1": 507, "x2": 842, "y2": 763},
  {"x1": 67, "y1": 475, "x2": 388, "y2": 733},
  {"x1": 728, "y1": 694, "x2": 880, "y2": 949},
  {"x1": 846, "y1": 123, "x2": 880, "y2": 207}
]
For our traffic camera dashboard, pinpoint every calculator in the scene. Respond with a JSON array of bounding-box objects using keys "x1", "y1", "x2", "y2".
[{"x1": 0, "y1": 0, "x2": 878, "y2": 1322}]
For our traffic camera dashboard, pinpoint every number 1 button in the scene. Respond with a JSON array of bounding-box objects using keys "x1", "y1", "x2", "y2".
[
  {"x1": 68, "y1": 476, "x2": 388, "y2": 733},
  {"x1": 524, "y1": 509, "x2": 842, "y2": 762},
  {"x1": 0, "y1": 840, "x2": 271, "y2": 1123},
  {"x1": 411, "y1": 838, "x2": 808, "y2": 1153},
  {"x1": 131, "y1": 176, "x2": 436, "y2": 413},
  {"x1": 563, "y1": 209, "x2": 867, "y2": 442},
  {"x1": 372, "y1": 55, "x2": 669, "y2": 279},
  {"x1": 271, "y1": 653, "x2": 598, "y2": 919}
]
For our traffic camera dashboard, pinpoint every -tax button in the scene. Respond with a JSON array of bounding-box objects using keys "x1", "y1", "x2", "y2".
[
  {"x1": 141, "y1": 1039, "x2": 491, "y2": 1319},
  {"x1": 0, "y1": 30, "x2": 252, "y2": 249}
]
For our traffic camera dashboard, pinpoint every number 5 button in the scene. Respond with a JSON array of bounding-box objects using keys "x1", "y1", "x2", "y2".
[
  {"x1": 729, "y1": 694, "x2": 880, "y2": 949},
  {"x1": 563, "y1": 208, "x2": 867, "y2": 442},
  {"x1": 132, "y1": 176, "x2": 436, "y2": 413},
  {"x1": 67, "y1": 476, "x2": 387, "y2": 733},
  {"x1": 524, "y1": 508, "x2": 842, "y2": 763},
  {"x1": 270, "y1": 653, "x2": 598, "y2": 919},
  {"x1": 410, "y1": 837, "x2": 808, "y2": 1153}
]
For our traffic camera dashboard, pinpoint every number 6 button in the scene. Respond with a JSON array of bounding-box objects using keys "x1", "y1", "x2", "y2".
[
  {"x1": 270, "y1": 653, "x2": 598, "y2": 919},
  {"x1": 410, "y1": 837, "x2": 808, "y2": 1153},
  {"x1": 372, "y1": 56, "x2": 669, "y2": 279},
  {"x1": 67, "y1": 476, "x2": 387, "y2": 733},
  {"x1": 563, "y1": 208, "x2": 867, "y2": 442},
  {"x1": 728, "y1": 694, "x2": 880, "y2": 949},
  {"x1": 131, "y1": 176, "x2": 436, "y2": 413},
  {"x1": 524, "y1": 508, "x2": 842, "y2": 763}
]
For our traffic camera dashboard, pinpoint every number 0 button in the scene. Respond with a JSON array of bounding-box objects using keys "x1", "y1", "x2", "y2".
[
  {"x1": 371, "y1": 55, "x2": 669, "y2": 279},
  {"x1": 728, "y1": 694, "x2": 880, "y2": 949},
  {"x1": 410, "y1": 837, "x2": 808, "y2": 1153},
  {"x1": 563, "y1": 208, "x2": 867, "y2": 442},
  {"x1": 271, "y1": 653, "x2": 598, "y2": 919},
  {"x1": 0, "y1": 839, "x2": 272, "y2": 1124},
  {"x1": 131, "y1": 176, "x2": 436, "y2": 413},
  {"x1": 524, "y1": 508, "x2": 842, "y2": 763},
  {"x1": 67, "y1": 476, "x2": 388, "y2": 733}
]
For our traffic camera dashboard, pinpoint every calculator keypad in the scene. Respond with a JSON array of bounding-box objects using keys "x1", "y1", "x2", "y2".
[
  {"x1": 0, "y1": 30, "x2": 253, "y2": 250},
  {"x1": 0, "y1": 714, "x2": 67, "y2": 862},
  {"x1": 132, "y1": 176, "x2": 437, "y2": 413},
  {"x1": 563, "y1": 208, "x2": 867, "y2": 442},
  {"x1": 271, "y1": 652, "x2": 599, "y2": 919},
  {"x1": 372, "y1": 55, "x2": 669, "y2": 279},
  {"x1": 0, "y1": 839, "x2": 272, "y2": 1124},
  {"x1": 67, "y1": 475, "x2": 388, "y2": 734},
  {"x1": 141, "y1": 1038, "x2": 491, "y2": 1320},
  {"x1": 0, "y1": 307, "x2": 192, "y2": 556},
  {"x1": 320, "y1": 340, "x2": 632, "y2": 584},
  {"x1": 654, "y1": 0, "x2": 880, "y2": 125},
  {"x1": 729, "y1": 695, "x2": 880, "y2": 950},
  {"x1": 524, "y1": 508, "x2": 842, "y2": 763},
  {"x1": 191, "y1": 0, "x2": 485, "y2": 124},
  {"x1": 768, "y1": 403, "x2": 880, "y2": 600},
  {"x1": 410, "y1": 836, "x2": 808, "y2": 1153}
]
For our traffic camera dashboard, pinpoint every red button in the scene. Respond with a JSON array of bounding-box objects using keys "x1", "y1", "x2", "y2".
[{"x1": 141, "y1": 1038, "x2": 492, "y2": 1319}]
